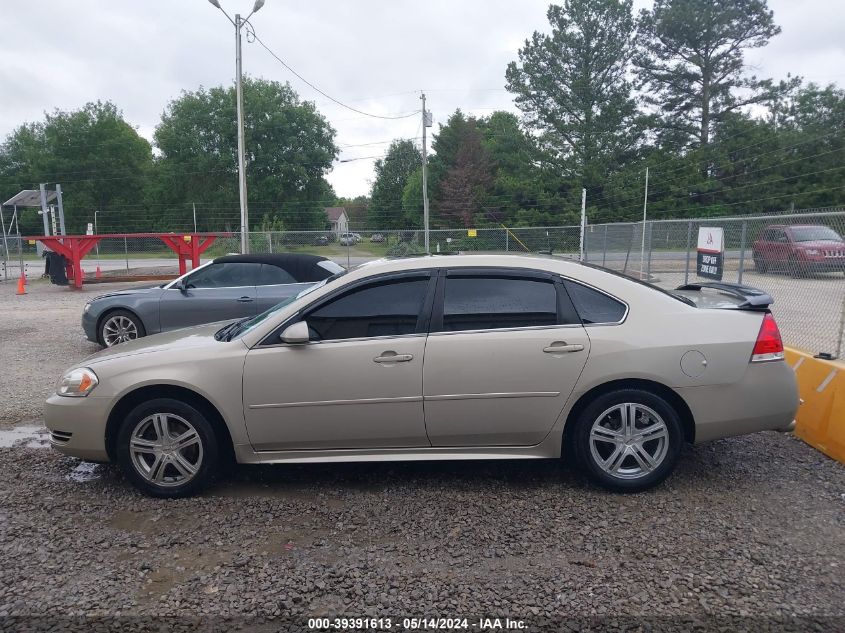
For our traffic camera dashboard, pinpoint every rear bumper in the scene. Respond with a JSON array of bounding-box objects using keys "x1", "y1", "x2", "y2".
[
  {"x1": 678, "y1": 360, "x2": 799, "y2": 444},
  {"x1": 777, "y1": 419, "x2": 797, "y2": 433},
  {"x1": 44, "y1": 393, "x2": 111, "y2": 462}
]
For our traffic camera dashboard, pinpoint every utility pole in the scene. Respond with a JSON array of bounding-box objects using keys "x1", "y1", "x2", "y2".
[
  {"x1": 421, "y1": 92, "x2": 431, "y2": 254},
  {"x1": 640, "y1": 166, "x2": 649, "y2": 279}
]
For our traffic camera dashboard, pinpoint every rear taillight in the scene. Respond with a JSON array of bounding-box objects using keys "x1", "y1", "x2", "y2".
[{"x1": 751, "y1": 313, "x2": 784, "y2": 362}]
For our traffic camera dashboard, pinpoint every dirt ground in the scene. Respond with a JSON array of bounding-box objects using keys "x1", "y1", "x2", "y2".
[{"x1": 0, "y1": 277, "x2": 843, "y2": 632}]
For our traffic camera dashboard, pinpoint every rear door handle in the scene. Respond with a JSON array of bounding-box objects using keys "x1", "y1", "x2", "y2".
[
  {"x1": 543, "y1": 342, "x2": 584, "y2": 354},
  {"x1": 374, "y1": 352, "x2": 414, "y2": 363},
  {"x1": 237, "y1": 296, "x2": 254, "y2": 303}
]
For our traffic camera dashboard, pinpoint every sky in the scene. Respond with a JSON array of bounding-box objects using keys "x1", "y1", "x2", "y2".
[{"x1": 1, "y1": 0, "x2": 844, "y2": 198}]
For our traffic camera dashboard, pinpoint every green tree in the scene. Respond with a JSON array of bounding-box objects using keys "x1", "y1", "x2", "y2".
[
  {"x1": 505, "y1": 0, "x2": 644, "y2": 195},
  {"x1": 635, "y1": 0, "x2": 792, "y2": 150},
  {"x1": 0, "y1": 101, "x2": 152, "y2": 234},
  {"x1": 152, "y1": 78, "x2": 337, "y2": 231},
  {"x1": 438, "y1": 119, "x2": 493, "y2": 227},
  {"x1": 367, "y1": 139, "x2": 422, "y2": 229},
  {"x1": 477, "y1": 111, "x2": 570, "y2": 226}
]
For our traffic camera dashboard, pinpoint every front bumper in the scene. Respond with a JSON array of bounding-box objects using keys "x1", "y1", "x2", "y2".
[
  {"x1": 804, "y1": 258, "x2": 845, "y2": 273},
  {"x1": 44, "y1": 393, "x2": 112, "y2": 462},
  {"x1": 678, "y1": 360, "x2": 800, "y2": 444},
  {"x1": 81, "y1": 309, "x2": 99, "y2": 343}
]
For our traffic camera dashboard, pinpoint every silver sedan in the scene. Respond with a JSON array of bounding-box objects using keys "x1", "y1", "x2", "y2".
[{"x1": 47, "y1": 255, "x2": 799, "y2": 497}]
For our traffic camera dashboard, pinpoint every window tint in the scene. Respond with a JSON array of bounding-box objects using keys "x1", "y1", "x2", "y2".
[
  {"x1": 306, "y1": 277, "x2": 429, "y2": 341},
  {"x1": 442, "y1": 277, "x2": 558, "y2": 332},
  {"x1": 565, "y1": 281, "x2": 626, "y2": 324},
  {"x1": 258, "y1": 264, "x2": 297, "y2": 286},
  {"x1": 186, "y1": 262, "x2": 260, "y2": 288}
]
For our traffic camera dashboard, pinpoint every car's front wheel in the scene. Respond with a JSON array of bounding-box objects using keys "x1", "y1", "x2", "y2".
[
  {"x1": 99, "y1": 309, "x2": 145, "y2": 347},
  {"x1": 573, "y1": 389, "x2": 683, "y2": 492},
  {"x1": 116, "y1": 398, "x2": 219, "y2": 498}
]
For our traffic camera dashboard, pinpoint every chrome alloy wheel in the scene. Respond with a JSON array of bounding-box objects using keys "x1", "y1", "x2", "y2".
[
  {"x1": 589, "y1": 403, "x2": 669, "y2": 480},
  {"x1": 102, "y1": 315, "x2": 138, "y2": 346},
  {"x1": 129, "y1": 413, "x2": 204, "y2": 487}
]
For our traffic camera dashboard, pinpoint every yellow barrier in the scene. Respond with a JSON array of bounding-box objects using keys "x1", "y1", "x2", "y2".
[{"x1": 784, "y1": 347, "x2": 845, "y2": 465}]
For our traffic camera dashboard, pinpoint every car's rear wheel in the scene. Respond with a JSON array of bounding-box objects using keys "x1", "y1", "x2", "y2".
[
  {"x1": 99, "y1": 309, "x2": 145, "y2": 347},
  {"x1": 573, "y1": 389, "x2": 683, "y2": 492},
  {"x1": 753, "y1": 254, "x2": 767, "y2": 273},
  {"x1": 116, "y1": 398, "x2": 219, "y2": 498}
]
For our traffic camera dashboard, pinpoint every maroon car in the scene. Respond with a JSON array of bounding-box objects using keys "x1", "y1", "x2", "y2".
[{"x1": 752, "y1": 224, "x2": 845, "y2": 277}]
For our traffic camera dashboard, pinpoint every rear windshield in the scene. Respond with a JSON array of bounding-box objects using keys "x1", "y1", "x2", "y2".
[{"x1": 575, "y1": 261, "x2": 695, "y2": 307}]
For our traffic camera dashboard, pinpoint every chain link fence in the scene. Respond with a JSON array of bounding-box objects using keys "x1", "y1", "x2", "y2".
[
  {"x1": 583, "y1": 208, "x2": 845, "y2": 358},
  {"x1": 4, "y1": 209, "x2": 843, "y2": 357}
]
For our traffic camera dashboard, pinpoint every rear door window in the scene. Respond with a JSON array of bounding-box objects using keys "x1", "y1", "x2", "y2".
[
  {"x1": 564, "y1": 281, "x2": 626, "y2": 324},
  {"x1": 442, "y1": 276, "x2": 560, "y2": 332}
]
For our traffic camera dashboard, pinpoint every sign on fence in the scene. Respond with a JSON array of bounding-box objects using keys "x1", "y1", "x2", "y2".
[{"x1": 696, "y1": 227, "x2": 724, "y2": 280}]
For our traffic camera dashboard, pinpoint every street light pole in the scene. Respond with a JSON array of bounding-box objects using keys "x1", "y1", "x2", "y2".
[
  {"x1": 208, "y1": 0, "x2": 265, "y2": 254},
  {"x1": 234, "y1": 12, "x2": 249, "y2": 253}
]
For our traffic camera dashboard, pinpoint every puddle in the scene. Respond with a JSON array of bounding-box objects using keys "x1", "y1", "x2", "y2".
[
  {"x1": 68, "y1": 462, "x2": 102, "y2": 482},
  {"x1": 0, "y1": 425, "x2": 49, "y2": 449}
]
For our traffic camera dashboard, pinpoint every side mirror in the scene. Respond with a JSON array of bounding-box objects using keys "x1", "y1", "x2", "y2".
[
  {"x1": 280, "y1": 321, "x2": 311, "y2": 345},
  {"x1": 177, "y1": 281, "x2": 188, "y2": 295}
]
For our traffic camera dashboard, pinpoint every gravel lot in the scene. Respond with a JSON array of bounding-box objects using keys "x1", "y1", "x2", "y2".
[{"x1": 1, "y1": 278, "x2": 843, "y2": 631}]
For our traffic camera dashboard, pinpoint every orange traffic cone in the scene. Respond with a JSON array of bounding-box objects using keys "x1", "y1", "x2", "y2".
[
  {"x1": 16, "y1": 275, "x2": 26, "y2": 295},
  {"x1": 95, "y1": 265, "x2": 102, "y2": 279}
]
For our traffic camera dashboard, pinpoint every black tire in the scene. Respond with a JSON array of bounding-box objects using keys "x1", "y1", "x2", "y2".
[
  {"x1": 572, "y1": 388, "x2": 683, "y2": 493},
  {"x1": 753, "y1": 255, "x2": 767, "y2": 273},
  {"x1": 788, "y1": 257, "x2": 803, "y2": 279},
  {"x1": 115, "y1": 398, "x2": 219, "y2": 498},
  {"x1": 98, "y1": 309, "x2": 146, "y2": 347}
]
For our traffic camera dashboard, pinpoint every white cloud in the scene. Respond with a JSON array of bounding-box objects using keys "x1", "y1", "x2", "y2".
[{"x1": 1, "y1": 0, "x2": 842, "y2": 198}]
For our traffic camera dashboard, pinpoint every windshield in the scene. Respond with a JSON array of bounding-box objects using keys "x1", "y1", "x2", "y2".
[
  {"x1": 222, "y1": 270, "x2": 347, "y2": 341},
  {"x1": 790, "y1": 226, "x2": 842, "y2": 242}
]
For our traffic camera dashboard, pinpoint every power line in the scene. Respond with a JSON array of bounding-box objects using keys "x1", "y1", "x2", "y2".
[{"x1": 251, "y1": 31, "x2": 419, "y2": 121}]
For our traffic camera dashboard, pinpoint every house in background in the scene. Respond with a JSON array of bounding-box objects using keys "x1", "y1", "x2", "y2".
[{"x1": 324, "y1": 207, "x2": 349, "y2": 237}]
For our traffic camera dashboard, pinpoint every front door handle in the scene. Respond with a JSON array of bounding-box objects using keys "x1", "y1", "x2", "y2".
[
  {"x1": 374, "y1": 352, "x2": 414, "y2": 363},
  {"x1": 543, "y1": 342, "x2": 584, "y2": 354},
  {"x1": 237, "y1": 296, "x2": 254, "y2": 303}
]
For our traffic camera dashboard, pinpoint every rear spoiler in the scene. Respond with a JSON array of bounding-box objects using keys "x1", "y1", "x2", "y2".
[{"x1": 675, "y1": 282, "x2": 774, "y2": 310}]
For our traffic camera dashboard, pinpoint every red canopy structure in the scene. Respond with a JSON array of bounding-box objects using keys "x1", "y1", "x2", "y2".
[{"x1": 23, "y1": 233, "x2": 231, "y2": 289}]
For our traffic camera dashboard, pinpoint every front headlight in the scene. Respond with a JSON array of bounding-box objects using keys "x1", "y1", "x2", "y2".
[
  {"x1": 805, "y1": 249, "x2": 820, "y2": 256},
  {"x1": 83, "y1": 302, "x2": 92, "y2": 313},
  {"x1": 57, "y1": 368, "x2": 99, "y2": 397}
]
